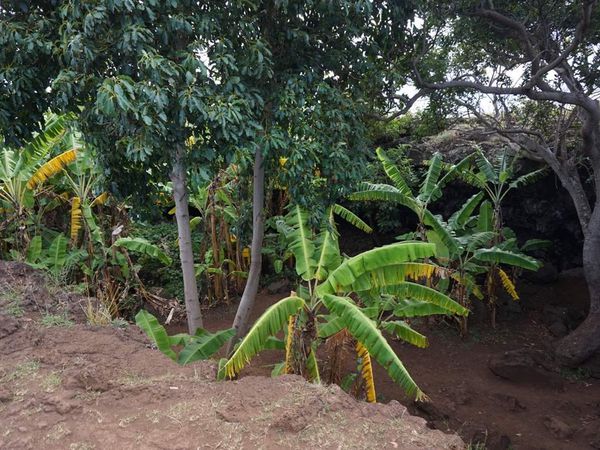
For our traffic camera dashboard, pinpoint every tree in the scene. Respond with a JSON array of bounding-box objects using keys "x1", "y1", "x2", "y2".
[
  {"x1": 407, "y1": 0, "x2": 600, "y2": 364},
  {"x1": 219, "y1": 1, "x2": 414, "y2": 353},
  {"x1": 46, "y1": 1, "x2": 262, "y2": 333}
]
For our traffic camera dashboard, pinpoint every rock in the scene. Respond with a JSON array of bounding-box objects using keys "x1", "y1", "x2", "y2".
[
  {"x1": 488, "y1": 349, "x2": 564, "y2": 389},
  {"x1": 491, "y1": 393, "x2": 526, "y2": 412},
  {"x1": 543, "y1": 416, "x2": 575, "y2": 440},
  {"x1": 548, "y1": 320, "x2": 569, "y2": 337},
  {"x1": 266, "y1": 279, "x2": 290, "y2": 294}
]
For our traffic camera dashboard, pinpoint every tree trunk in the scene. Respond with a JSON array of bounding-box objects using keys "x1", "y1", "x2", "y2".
[
  {"x1": 226, "y1": 149, "x2": 265, "y2": 355},
  {"x1": 171, "y1": 144, "x2": 203, "y2": 333},
  {"x1": 555, "y1": 200, "x2": 600, "y2": 365}
]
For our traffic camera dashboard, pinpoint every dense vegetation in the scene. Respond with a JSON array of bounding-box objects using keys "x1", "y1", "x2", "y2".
[{"x1": 1, "y1": 0, "x2": 599, "y2": 404}]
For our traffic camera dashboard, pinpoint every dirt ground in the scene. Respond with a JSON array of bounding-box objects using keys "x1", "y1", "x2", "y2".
[
  {"x1": 0, "y1": 261, "x2": 463, "y2": 450},
  {"x1": 195, "y1": 274, "x2": 600, "y2": 450},
  {"x1": 2, "y1": 260, "x2": 600, "y2": 450}
]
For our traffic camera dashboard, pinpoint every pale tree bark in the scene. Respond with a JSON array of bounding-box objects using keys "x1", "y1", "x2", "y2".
[
  {"x1": 410, "y1": 0, "x2": 600, "y2": 364},
  {"x1": 171, "y1": 144, "x2": 203, "y2": 333},
  {"x1": 226, "y1": 148, "x2": 265, "y2": 355}
]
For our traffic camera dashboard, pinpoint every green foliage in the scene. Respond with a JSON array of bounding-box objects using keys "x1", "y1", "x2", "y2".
[
  {"x1": 114, "y1": 237, "x2": 172, "y2": 266},
  {"x1": 135, "y1": 310, "x2": 234, "y2": 364},
  {"x1": 222, "y1": 205, "x2": 466, "y2": 400}
]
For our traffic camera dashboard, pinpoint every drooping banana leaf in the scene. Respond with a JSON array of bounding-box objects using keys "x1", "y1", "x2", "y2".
[
  {"x1": 475, "y1": 150, "x2": 498, "y2": 183},
  {"x1": 474, "y1": 248, "x2": 541, "y2": 271},
  {"x1": 392, "y1": 298, "x2": 455, "y2": 317},
  {"x1": 177, "y1": 328, "x2": 236, "y2": 365},
  {"x1": 332, "y1": 203, "x2": 373, "y2": 234},
  {"x1": 135, "y1": 309, "x2": 177, "y2": 361},
  {"x1": 113, "y1": 237, "x2": 172, "y2": 266},
  {"x1": 384, "y1": 282, "x2": 469, "y2": 316},
  {"x1": 322, "y1": 294, "x2": 425, "y2": 400},
  {"x1": 350, "y1": 182, "x2": 419, "y2": 213},
  {"x1": 27, "y1": 149, "x2": 77, "y2": 189},
  {"x1": 382, "y1": 321, "x2": 428, "y2": 348},
  {"x1": 316, "y1": 242, "x2": 437, "y2": 296},
  {"x1": 223, "y1": 296, "x2": 306, "y2": 378},
  {"x1": 356, "y1": 341, "x2": 376, "y2": 402}
]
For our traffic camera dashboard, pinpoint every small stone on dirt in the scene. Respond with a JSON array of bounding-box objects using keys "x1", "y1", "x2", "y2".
[{"x1": 543, "y1": 416, "x2": 575, "y2": 440}]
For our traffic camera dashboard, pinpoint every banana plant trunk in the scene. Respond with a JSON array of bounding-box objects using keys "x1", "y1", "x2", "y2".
[
  {"x1": 556, "y1": 198, "x2": 600, "y2": 365},
  {"x1": 227, "y1": 148, "x2": 265, "y2": 355},
  {"x1": 171, "y1": 144, "x2": 203, "y2": 333}
]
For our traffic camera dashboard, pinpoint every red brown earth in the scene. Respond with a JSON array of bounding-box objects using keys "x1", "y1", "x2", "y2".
[
  {"x1": 3, "y1": 260, "x2": 600, "y2": 449},
  {"x1": 0, "y1": 261, "x2": 462, "y2": 450}
]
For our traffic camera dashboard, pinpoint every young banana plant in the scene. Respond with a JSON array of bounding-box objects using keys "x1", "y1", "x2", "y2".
[
  {"x1": 0, "y1": 114, "x2": 76, "y2": 254},
  {"x1": 425, "y1": 194, "x2": 542, "y2": 335},
  {"x1": 350, "y1": 147, "x2": 473, "y2": 249},
  {"x1": 221, "y1": 205, "x2": 468, "y2": 402}
]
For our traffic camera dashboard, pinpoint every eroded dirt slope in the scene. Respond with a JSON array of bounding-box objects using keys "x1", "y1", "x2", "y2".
[{"x1": 0, "y1": 262, "x2": 463, "y2": 450}]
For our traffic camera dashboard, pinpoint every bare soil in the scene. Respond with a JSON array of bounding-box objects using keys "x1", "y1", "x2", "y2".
[
  {"x1": 0, "y1": 261, "x2": 462, "y2": 450},
  {"x1": 195, "y1": 274, "x2": 600, "y2": 450}
]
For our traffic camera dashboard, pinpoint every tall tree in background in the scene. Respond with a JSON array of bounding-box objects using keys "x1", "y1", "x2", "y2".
[
  {"x1": 0, "y1": 1, "x2": 60, "y2": 145},
  {"x1": 220, "y1": 1, "x2": 413, "y2": 353},
  {"x1": 49, "y1": 1, "x2": 260, "y2": 333},
  {"x1": 410, "y1": 0, "x2": 600, "y2": 364}
]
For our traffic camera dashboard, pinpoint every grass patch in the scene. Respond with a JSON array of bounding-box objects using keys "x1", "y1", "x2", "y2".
[
  {"x1": 41, "y1": 371, "x2": 62, "y2": 392},
  {"x1": 0, "y1": 285, "x2": 25, "y2": 317},
  {"x1": 3, "y1": 359, "x2": 40, "y2": 382},
  {"x1": 40, "y1": 313, "x2": 74, "y2": 327}
]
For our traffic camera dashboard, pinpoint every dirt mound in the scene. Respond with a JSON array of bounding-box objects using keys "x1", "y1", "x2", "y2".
[{"x1": 0, "y1": 262, "x2": 464, "y2": 449}]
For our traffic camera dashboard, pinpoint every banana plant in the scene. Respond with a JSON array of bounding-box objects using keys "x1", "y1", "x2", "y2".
[
  {"x1": 424, "y1": 194, "x2": 542, "y2": 334},
  {"x1": 221, "y1": 205, "x2": 468, "y2": 402},
  {"x1": 135, "y1": 310, "x2": 234, "y2": 365},
  {"x1": 350, "y1": 147, "x2": 473, "y2": 252},
  {"x1": 0, "y1": 114, "x2": 77, "y2": 255},
  {"x1": 456, "y1": 148, "x2": 548, "y2": 235}
]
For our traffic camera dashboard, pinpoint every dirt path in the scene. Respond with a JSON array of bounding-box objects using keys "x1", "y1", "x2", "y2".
[{"x1": 0, "y1": 262, "x2": 463, "y2": 450}]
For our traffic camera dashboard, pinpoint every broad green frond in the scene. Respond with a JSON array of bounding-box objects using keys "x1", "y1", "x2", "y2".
[
  {"x1": 475, "y1": 150, "x2": 497, "y2": 183},
  {"x1": 316, "y1": 242, "x2": 437, "y2": 296},
  {"x1": 423, "y1": 210, "x2": 460, "y2": 256},
  {"x1": 135, "y1": 310, "x2": 177, "y2": 361},
  {"x1": 332, "y1": 203, "x2": 373, "y2": 234},
  {"x1": 509, "y1": 168, "x2": 548, "y2": 189},
  {"x1": 376, "y1": 147, "x2": 414, "y2": 197},
  {"x1": 224, "y1": 296, "x2": 306, "y2": 378},
  {"x1": 449, "y1": 192, "x2": 484, "y2": 228},
  {"x1": 382, "y1": 320, "x2": 428, "y2": 348},
  {"x1": 477, "y1": 200, "x2": 494, "y2": 232},
  {"x1": 384, "y1": 282, "x2": 469, "y2": 316},
  {"x1": 350, "y1": 182, "x2": 419, "y2": 212},
  {"x1": 322, "y1": 294, "x2": 425, "y2": 400},
  {"x1": 315, "y1": 226, "x2": 341, "y2": 281},
  {"x1": 392, "y1": 298, "x2": 455, "y2": 317},
  {"x1": 114, "y1": 237, "x2": 172, "y2": 266},
  {"x1": 177, "y1": 328, "x2": 235, "y2": 365},
  {"x1": 419, "y1": 152, "x2": 443, "y2": 203},
  {"x1": 22, "y1": 114, "x2": 70, "y2": 164},
  {"x1": 281, "y1": 206, "x2": 316, "y2": 281},
  {"x1": 306, "y1": 346, "x2": 320, "y2": 383},
  {"x1": 474, "y1": 248, "x2": 540, "y2": 271}
]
